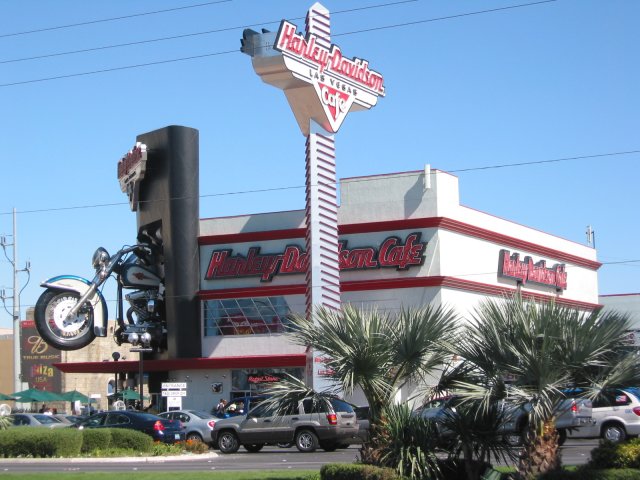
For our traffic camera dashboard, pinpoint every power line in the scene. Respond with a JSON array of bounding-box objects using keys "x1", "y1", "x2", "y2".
[
  {"x1": 0, "y1": 0, "x2": 233, "y2": 39},
  {"x1": 448, "y1": 150, "x2": 640, "y2": 173},
  {"x1": 601, "y1": 259, "x2": 640, "y2": 266},
  {"x1": 0, "y1": 0, "x2": 419, "y2": 65},
  {"x1": 0, "y1": 0, "x2": 556, "y2": 88},
  {"x1": 0, "y1": 149, "x2": 637, "y2": 217}
]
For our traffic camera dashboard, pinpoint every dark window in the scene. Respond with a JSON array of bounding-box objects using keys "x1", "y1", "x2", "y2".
[
  {"x1": 84, "y1": 415, "x2": 106, "y2": 427},
  {"x1": 303, "y1": 398, "x2": 331, "y2": 414},
  {"x1": 106, "y1": 414, "x2": 130, "y2": 425},
  {"x1": 330, "y1": 399, "x2": 355, "y2": 413}
]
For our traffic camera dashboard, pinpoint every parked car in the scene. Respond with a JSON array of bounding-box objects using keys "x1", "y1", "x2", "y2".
[
  {"x1": 9, "y1": 413, "x2": 67, "y2": 428},
  {"x1": 212, "y1": 396, "x2": 360, "y2": 453},
  {"x1": 53, "y1": 414, "x2": 86, "y2": 425},
  {"x1": 73, "y1": 410, "x2": 186, "y2": 444},
  {"x1": 418, "y1": 394, "x2": 592, "y2": 446},
  {"x1": 352, "y1": 405, "x2": 370, "y2": 443},
  {"x1": 566, "y1": 387, "x2": 640, "y2": 443},
  {"x1": 158, "y1": 409, "x2": 217, "y2": 444}
]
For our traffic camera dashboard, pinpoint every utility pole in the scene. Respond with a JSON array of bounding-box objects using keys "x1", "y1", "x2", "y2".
[
  {"x1": 1, "y1": 208, "x2": 31, "y2": 393},
  {"x1": 586, "y1": 225, "x2": 596, "y2": 248}
]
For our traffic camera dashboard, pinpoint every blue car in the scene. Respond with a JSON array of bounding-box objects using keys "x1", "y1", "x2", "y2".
[{"x1": 74, "y1": 410, "x2": 186, "y2": 444}]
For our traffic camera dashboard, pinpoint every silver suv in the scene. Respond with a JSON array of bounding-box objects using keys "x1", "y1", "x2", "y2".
[
  {"x1": 212, "y1": 397, "x2": 359, "y2": 453},
  {"x1": 567, "y1": 387, "x2": 640, "y2": 443},
  {"x1": 419, "y1": 395, "x2": 592, "y2": 446}
]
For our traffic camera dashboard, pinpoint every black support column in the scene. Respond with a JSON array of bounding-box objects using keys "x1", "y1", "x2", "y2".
[{"x1": 135, "y1": 125, "x2": 201, "y2": 359}]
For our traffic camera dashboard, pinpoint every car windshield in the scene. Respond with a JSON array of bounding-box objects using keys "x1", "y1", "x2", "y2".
[{"x1": 34, "y1": 414, "x2": 62, "y2": 424}]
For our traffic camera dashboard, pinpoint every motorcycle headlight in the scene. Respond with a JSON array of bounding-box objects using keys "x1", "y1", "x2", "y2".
[{"x1": 92, "y1": 247, "x2": 110, "y2": 270}]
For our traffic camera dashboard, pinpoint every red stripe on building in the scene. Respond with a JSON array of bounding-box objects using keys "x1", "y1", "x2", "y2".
[
  {"x1": 54, "y1": 354, "x2": 307, "y2": 374},
  {"x1": 199, "y1": 217, "x2": 600, "y2": 270}
]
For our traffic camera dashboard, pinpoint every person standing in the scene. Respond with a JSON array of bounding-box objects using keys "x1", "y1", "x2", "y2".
[{"x1": 214, "y1": 398, "x2": 226, "y2": 416}]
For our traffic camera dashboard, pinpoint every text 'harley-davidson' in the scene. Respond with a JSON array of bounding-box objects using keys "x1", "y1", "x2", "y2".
[{"x1": 34, "y1": 243, "x2": 166, "y2": 351}]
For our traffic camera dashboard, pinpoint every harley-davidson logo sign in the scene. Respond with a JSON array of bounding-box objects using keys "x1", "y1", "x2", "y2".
[
  {"x1": 498, "y1": 249, "x2": 568, "y2": 291},
  {"x1": 205, "y1": 233, "x2": 426, "y2": 282},
  {"x1": 117, "y1": 142, "x2": 148, "y2": 212},
  {"x1": 275, "y1": 19, "x2": 385, "y2": 132}
]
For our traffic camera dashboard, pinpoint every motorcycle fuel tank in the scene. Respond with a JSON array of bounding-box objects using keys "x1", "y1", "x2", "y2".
[{"x1": 120, "y1": 263, "x2": 161, "y2": 289}]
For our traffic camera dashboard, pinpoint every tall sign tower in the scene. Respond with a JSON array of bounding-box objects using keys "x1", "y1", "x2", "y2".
[{"x1": 241, "y1": 2, "x2": 385, "y2": 389}]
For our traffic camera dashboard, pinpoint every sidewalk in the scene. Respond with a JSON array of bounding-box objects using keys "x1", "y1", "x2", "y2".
[{"x1": 0, "y1": 452, "x2": 218, "y2": 463}]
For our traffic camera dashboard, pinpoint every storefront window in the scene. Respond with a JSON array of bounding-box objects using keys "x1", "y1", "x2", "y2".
[{"x1": 203, "y1": 296, "x2": 291, "y2": 336}]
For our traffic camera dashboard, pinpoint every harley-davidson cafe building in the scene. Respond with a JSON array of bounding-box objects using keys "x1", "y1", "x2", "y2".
[
  {"x1": 54, "y1": 5, "x2": 599, "y2": 411},
  {"x1": 57, "y1": 162, "x2": 600, "y2": 411}
]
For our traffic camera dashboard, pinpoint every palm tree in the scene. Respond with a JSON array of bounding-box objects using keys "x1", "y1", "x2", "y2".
[
  {"x1": 438, "y1": 295, "x2": 640, "y2": 479},
  {"x1": 284, "y1": 304, "x2": 459, "y2": 462}
]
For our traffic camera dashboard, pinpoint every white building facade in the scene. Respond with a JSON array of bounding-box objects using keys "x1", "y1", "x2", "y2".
[{"x1": 180, "y1": 168, "x2": 599, "y2": 410}]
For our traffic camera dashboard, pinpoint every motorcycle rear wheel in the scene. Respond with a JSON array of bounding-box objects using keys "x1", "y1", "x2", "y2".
[{"x1": 35, "y1": 289, "x2": 96, "y2": 350}]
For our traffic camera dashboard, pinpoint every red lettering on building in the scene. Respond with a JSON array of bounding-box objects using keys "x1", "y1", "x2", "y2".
[
  {"x1": 247, "y1": 375, "x2": 281, "y2": 384},
  {"x1": 499, "y1": 250, "x2": 568, "y2": 291},
  {"x1": 204, "y1": 233, "x2": 426, "y2": 282}
]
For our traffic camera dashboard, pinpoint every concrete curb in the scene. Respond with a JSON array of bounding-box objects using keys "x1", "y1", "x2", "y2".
[{"x1": 0, "y1": 452, "x2": 218, "y2": 464}]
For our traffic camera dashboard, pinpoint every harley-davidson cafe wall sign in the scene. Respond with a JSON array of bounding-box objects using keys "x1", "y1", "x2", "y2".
[
  {"x1": 204, "y1": 232, "x2": 426, "y2": 282},
  {"x1": 498, "y1": 249, "x2": 568, "y2": 291}
]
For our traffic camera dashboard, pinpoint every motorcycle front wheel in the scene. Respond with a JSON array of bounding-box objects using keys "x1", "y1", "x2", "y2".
[{"x1": 34, "y1": 289, "x2": 96, "y2": 350}]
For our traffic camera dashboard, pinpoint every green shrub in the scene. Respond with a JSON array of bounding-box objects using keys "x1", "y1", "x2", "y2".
[
  {"x1": 321, "y1": 463, "x2": 402, "y2": 480},
  {"x1": 373, "y1": 403, "x2": 440, "y2": 480},
  {"x1": 50, "y1": 429, "x2": 83, "y2": 457},
  {"x1": 589, "y1": 440, "x2": 640, "y2": 470},
  {"x1": 184, "y1": 439, "x2": 209, "y2": 454},
  {"x1": 438, "y1": 458, "x2": 493, "y2": 480},
  {"x1": 81, "y1": 429, "x2": 112, "y2": 453},
  {"x1": 108, "y1": 428, "x2": 154, "y2": 452},
  {"x1": 0, "y1": 428, "x2": 82, "y2": 457},
  {"x1": 152, "y1": 441, "x2": 184, "y2": 456},
  {"x1": 0, "y1": 428, "x2": 22, "y2": 456},
  {"x1": 0, "y1": 415, "x2": 11, "y2": 430}
]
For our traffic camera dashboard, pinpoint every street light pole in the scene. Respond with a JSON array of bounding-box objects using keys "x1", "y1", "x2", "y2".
[
  {"x1": 130, "y1": 347, "x2": 152, "y2": 409},
  {"x1": 112, "y1": 352, "x2": 120, "y2": 397},
  {"x1": 12, "y1": 208, "x2": 20, "y2": 394}
]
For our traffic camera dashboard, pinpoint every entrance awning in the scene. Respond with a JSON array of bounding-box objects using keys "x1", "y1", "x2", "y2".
[{"x1": 53, "y1": 354, "x2": 306, "y2": 374}]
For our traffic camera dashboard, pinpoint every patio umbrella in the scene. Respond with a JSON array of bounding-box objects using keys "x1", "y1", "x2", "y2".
[
  {"x1": 61, "y1": 390, "x2": 90, "y2": 403},
  {"x1": 112, "y1": 388, "x2": 148, "y2": 401},
  {"x1": 11, "y1": 388, "x2": 64, "y2": 403},
  {"x1": 0, "y1": 393, "x2": 16, "y2": 401}
]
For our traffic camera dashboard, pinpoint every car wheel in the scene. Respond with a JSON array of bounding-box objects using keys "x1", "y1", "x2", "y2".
[
  {"x1": 602, "y1": 424, "x2": 626, "y2": 443},
  {"x1": 319, "y1": 440, "x2": 338, "y2": 452},
  {"x1": 557, "y1": 429, "x2": 567, "y2": 446},
  {"x1": 295, "y1": 429, "x2": 319, "y2": 453},
  {"x1": 243, "y1": 443, "x2": 264, "y2": 453},
  {"x1": 187, "y1": 432, "x2": 203, "y2": 442},
  {"x1": 217, "y1": 431, "x2": 240, "y2": 453}
]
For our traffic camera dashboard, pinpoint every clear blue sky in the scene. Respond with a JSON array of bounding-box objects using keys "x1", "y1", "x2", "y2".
[{"x1": 0, "y1": 0, "x2": 638, "y2": 330}]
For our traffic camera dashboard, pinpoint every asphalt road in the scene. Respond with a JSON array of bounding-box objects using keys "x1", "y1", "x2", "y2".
[{"x1": 0, "y1": 440, "x2": 601, "y2": 474}]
